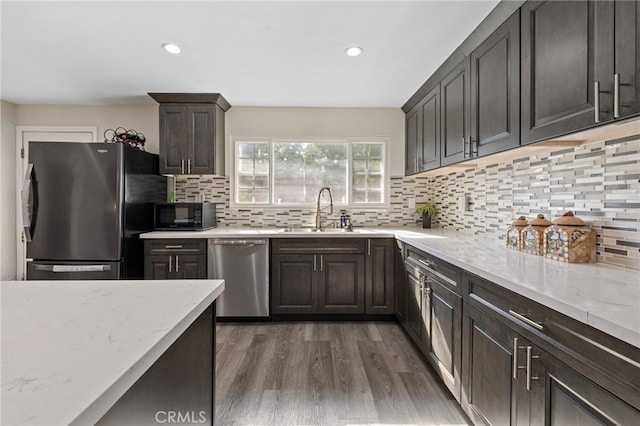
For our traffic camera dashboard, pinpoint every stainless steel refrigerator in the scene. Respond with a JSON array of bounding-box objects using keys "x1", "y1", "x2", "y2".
[{"x1": 24, "y1": 142, "x2": 166, "y2": 280}]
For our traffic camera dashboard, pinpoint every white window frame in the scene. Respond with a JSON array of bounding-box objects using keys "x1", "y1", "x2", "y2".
[{"x1": 231, "y1": 136, "x2": 389, "y2": 209}]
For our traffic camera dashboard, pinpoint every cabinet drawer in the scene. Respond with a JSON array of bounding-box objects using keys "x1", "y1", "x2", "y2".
[
  {"x1": 271, "y1": 238, "x2": 365, "y2": 254},
  {"x1": 144, "y1": 239, "x2": 207, "y2": 255},
  {"x1": 463, "y1": 271, "x2": 640, "y2": 409},
  {"x1": 405, "y1": 245, "x2": 461, "y2": 295}
]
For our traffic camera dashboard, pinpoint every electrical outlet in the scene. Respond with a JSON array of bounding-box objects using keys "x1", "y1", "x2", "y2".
[
  {"x1": 408, "y1": 198, "x2": 416, "y2": 209},
  {"x1": 458, "y1": 195, "x2": 469, "y2": 212}
]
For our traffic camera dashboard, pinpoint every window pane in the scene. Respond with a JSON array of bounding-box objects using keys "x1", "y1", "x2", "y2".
[
  {"x1": 236, "y1": 142, "x2": 270, "y2": 204},
  {"x1": 238, "y1": 159, "x2": 253, "y2": 174},
  {"x1": 351, "y1": 142, "x2": 384, "y2": 204},
  {"x1": 238, "y1": 175, "x2": 254, "y2": 188},
  {"x1": 254, "y1": 189, "x2": 269, "y2": 203},
  {"x1": 273, "y1": 142, "x2": 347, "y2": 204},
  {"x1": 254, "y1": 175, "x2": 269, "y2": 188},
  {"x1": 353, "y1": 159, "x2": 367, "y2": 173},
  {"x1": 237, "y1": 189, "x2": 254, "y2": 203},
  {"x1": 368, "y1": 159, "x2": 382, "y2": 173}
]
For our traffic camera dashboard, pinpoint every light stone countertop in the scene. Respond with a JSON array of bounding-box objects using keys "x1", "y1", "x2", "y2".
[
  {"x1": 1, "y1": 279, "x2": 225, "y2": 426},
  {"x1": 141, "y1": 227, "x2": 640, "y2": 347}
]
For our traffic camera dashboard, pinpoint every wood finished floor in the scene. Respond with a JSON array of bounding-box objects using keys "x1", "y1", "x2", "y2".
[{"x1": 215, "y1": 322, "x2": 470, "y2": 426}]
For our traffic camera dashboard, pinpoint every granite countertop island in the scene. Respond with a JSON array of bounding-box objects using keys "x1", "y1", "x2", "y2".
[
  {"x1": 141, "y1": 227, "x2": 640, "y2": 348},
  {"x1": 1, "y1": 279, "x2": 225, "y2": 426}
]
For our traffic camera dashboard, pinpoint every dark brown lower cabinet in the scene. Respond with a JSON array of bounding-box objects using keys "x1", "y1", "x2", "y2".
[
  {"x1": 394, "y1": 240, "x2": 407, "y2": 322},
  {"x1": 365, "y1": 239, "x2": 396, "y2": 315},
  {"x1": 426, "y1": 279, "x2": 462, "y2": 400},
  {"x1": 462, "y1": 301, "x2": 640, "y2": 426},
  {"x1": 97, "y1": 304, "x2": 215, "y2": 425},
  {"x1": 271, "y1": 238, "x2": 393, "y2": 316},
  {"x1": 271, "y1": 254, "x2": 317, "y2": 314},
  {"x1": 400, "y1": 247, "x2": 463, "y2": 401},
  {"x1": 144, "y1": 239, "x2": 207, "y2": 280},
  {"x1": 318, "y1": 254, "x2": 365, "y2": 314}
]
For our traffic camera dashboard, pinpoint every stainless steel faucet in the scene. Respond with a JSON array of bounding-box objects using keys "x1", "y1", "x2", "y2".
[{"x1": 315, "y1": 187, "x2": 333, "y2": 230}]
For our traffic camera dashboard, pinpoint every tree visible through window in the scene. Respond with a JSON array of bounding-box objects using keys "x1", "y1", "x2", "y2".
[{"x1": 235, "y1": 139, "x2": 386, "y2": 206}]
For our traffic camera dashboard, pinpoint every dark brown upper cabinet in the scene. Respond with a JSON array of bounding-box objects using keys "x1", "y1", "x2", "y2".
[
  {"x1": 614, "y1": 0, "x2": 640, "y2": 119},
  {"x1": 470, "y1": 10, "x2": 520, "y2": 157},
  {"x1": 405, "y1": 105, "x2": 419, "y2": 175},
  {"x1": 521, "y1": 0, "x2": 639, "y2": 145},
  {"x1": 420, "y1": 86, "x2": 441, "y2": 171},
  {"x1": 405, "y1": 85, "x2": 441, "y2": 175},
  {"x1": 441, "y1": 59, "x2": 471, "y2": 166},
  {"x1": 149, "y1": 93, "x2": 230, "y2": 175}
]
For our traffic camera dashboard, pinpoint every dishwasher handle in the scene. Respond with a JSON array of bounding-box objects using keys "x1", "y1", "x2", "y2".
[{"x1": 208, "y1": 239, "x2": 267, "y2": 246}]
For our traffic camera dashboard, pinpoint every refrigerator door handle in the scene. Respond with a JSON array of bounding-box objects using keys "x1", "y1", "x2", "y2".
[
  {"x1": 32, "y1": 264, "x2": 112, "y2": 272},
  {"x1": 21, "y1": 163, "x2": 37, "y2": 242}
]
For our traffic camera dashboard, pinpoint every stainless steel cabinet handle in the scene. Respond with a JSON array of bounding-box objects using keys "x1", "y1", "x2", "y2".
[
  {"x1": 614, "y1": 73, "x2": 621, "y2": 118},
  {"x1": 313, "y1": 255, "x2": 317, "y2": 271},
  {"x1": 181, "y1": 159, "x2": 185, "y2": 174},
  {"x1": 367, "y1": 239, "x2": 371, "y2": 256},
  {"x1": 176, "y1": 255, "x2": 180, "y2": 272},
  {"x1": 320, "y1": 254, "x2": 323, "y2": 272},
  {"x1": 470, "y1": 137, "x2": 478, "y2": 156},
  {"x1": 509, "y1": 310, "x2": 544, "y2": 331},
  {"x1": 463, "y1": 137, "x2": 468, "y2": 157},
  {"x1": 165, "y1": 245, "x2": 183, "y2": 249},
  {"x1": 594, "y1": 81, "x2": 601, "y2": 123},
  {"x1": 526, "y1": 346, "x2": 540, "y2": 391},
  {"x1": 188, "y1": 159, "x2": 191, "y2": 174},
  {"x1": 168, "y1": 255, "x2": 172, "y2": 273}
]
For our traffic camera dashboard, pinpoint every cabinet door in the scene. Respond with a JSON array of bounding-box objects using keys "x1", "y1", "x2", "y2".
[
  {"x1": 394, "y1": 242, "x2": 407, "y2": 322},
  {"x1": 405, "y1": 267, "x2": 424, "y2": 344},
  {"x1": 365, "y1": 239, "x2": 395, "y2": 315},
  {"x1": 462, "y1": 302, "x2": 517, "y2": 426},
  {"x1": 159, "y1": 105, "x2": 187, "y2": 175},
  {"x1": 318, "y1": 254, "x2": 365, "y2": 314},
  {"x1": 187, "y1": 104, "x2": 216, "y2": 175},
  {"x1": 470, "y1": 10, "x2": 520, "y2": 157},
  {"x1": 526, "y1": 346, "x2": 640, "y2": 426},
  {"x1": 521, "y1": 0, "x2": 609, "y2": 144},
  {"x1": 420, "y1": 85, "x2": 441, "y2": 171},
  {"x1": 144, "y1": 255, "x2": 173, "y2": 280},
  {"x1": 427, "y1": 279, "x2": 462, "y2": 401},
  {"x1": 615, "y1": 0, "x2": 640, "y2": 119},
  {"x1": 176, "y1": 255, "x2": 207, "y2": 279},
  {"x1": 441, "y1": 58, "x2": 471, "y2": 166},
  {"x1": 271, "y1": 254, "x2": 317, "y2": 314},
  {"x1": 405, "y1": 105, "x2": 419, "y2": 175}
]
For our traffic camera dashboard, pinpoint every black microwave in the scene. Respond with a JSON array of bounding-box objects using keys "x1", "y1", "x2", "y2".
[{"x1": 154, "y1": 202, "x2": 217, "y2": 231}]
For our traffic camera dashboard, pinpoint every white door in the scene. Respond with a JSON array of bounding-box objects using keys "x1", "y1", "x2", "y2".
[{"x1": 16, "y1": 126, "x2": 98, "y2": 280}]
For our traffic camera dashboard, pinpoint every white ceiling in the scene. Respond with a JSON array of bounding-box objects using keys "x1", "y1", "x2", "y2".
[{"x1": 1, "y1": 0, "x2": 499, "y2": 107}]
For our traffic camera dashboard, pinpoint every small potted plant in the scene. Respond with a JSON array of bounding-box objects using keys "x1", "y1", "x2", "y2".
[{"x1": 416, "y1": 203, "x2": 438, "y2": 229}]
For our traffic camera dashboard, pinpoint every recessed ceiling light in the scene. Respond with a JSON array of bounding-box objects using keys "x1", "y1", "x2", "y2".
[
  {"x1": 345, "y1": 46, "x2": 363, "y2": 57},
  {"x1": 162, "y1": 43, "x2": 181, "y2": 55}
]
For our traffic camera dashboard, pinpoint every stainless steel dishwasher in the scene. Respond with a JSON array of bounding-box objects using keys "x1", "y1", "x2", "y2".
[{"x1": 207, "y1": 239, "x2": 269, "y2": 318}]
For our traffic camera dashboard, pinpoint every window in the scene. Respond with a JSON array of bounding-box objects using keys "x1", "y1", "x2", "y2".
[{"x1": 234, "y1": 139, "x2": 387, "y2": 206}]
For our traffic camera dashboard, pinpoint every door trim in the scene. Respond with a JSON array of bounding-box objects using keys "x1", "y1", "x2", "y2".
[{"x1": 15, "y1": 126, "x2": 98, "y2": 280}]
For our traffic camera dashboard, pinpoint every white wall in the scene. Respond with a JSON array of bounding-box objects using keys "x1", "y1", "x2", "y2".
[
  {"x1": 226, "y1": 107, "x2": 405, "y2": 176},
  {"x1": 15, "y1": 105, "x2": 160, "y2": 154},
  {"x1": 14, "y1": 105, "x2": 406, "y2": 175},
  {"x1": 1, "y1": 100, "x2": 17, "y2": 280}
]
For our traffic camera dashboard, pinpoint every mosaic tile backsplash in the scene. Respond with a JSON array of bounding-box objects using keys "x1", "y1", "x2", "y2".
[{"x1": 175, "y1": 133, "x2": 639, "y2": 270}]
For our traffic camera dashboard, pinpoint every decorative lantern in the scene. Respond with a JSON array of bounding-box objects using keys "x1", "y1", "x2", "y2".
[
  {"x1": 544, "y1": 211, "x2": 596, "y2": 263},
  {"x1": 506, "y1": 216, "x2": 528, "y2": 251},
  {"x1": 522, "y1": 214, "x2": 553, "y2": 256}
]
